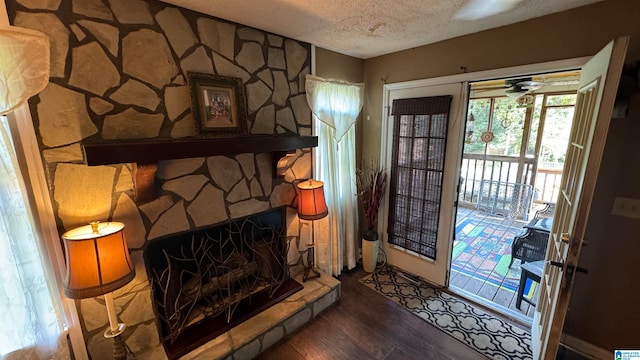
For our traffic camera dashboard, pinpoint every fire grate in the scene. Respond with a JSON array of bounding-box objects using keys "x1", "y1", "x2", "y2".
[{"x1": 144, "y1": 207, "x2": 302, "y2": 359}]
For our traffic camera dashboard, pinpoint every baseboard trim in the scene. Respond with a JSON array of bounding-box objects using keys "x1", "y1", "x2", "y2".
[{"x1": 561, "y1": 333, "x2": 610, "y2": 360}]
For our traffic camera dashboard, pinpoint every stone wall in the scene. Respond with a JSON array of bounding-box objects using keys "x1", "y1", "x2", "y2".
[{"x1": 6, "y1": 0, "x2": 313, "y2": 358}]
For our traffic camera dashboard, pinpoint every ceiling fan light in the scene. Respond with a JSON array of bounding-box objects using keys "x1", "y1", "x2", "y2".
[
  {"x1": 506, "y1": 90, "x2": 526, "y2": 98},
  {"x1": 455, "y1": 0, "x2": 524, "y2": 20},
  {"x1": 517, "y1": 80, "x2": 542, "y2": 87}
]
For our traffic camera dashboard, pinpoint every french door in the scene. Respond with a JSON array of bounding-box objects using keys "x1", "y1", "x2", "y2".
[
  {"x1": 532, "y1": 37, "x2": 628, "y2": 358},
  {"x1": 380, "y1": 82, "x2": 465, "y2": 286}
]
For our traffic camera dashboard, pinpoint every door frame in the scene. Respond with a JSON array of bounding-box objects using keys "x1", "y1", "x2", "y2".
[
  {"x1": 379, "y1": 56, "x2": 590, "y2": 287},
  {"x1": 381, "y1": 82, "x2": 466, "y2": 287}
]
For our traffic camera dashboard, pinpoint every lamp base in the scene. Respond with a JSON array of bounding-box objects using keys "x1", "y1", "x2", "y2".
[
  {"x1": 103, "y1": 323, "x2": 126, "y2": 338},
  {"x1": 104, "y1": 323, "x2": 132, "y2": 360},
  {"x1": 303, "y1": 243, "x2": 320, "y2": 282}
]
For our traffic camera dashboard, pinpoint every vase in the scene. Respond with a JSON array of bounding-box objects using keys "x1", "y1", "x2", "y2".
[{"x1": 362, "y1": 228, "x2": 379, "y2": 273}]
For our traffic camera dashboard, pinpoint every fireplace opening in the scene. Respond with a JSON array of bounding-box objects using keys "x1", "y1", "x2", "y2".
[{"x1": 143, "y1": 207, "x2": 303, "y2": 359}]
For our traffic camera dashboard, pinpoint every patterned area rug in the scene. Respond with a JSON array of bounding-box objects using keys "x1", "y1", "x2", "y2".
[
  {"x1": 360, "y1": 269, "x2": 532, "y2": 360},
  {"x1": 452, "y1": 218, "x2": 524, "y2": 291}
]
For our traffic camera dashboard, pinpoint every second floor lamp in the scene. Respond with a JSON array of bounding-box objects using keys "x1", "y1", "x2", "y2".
[{"x1": 296, "y1": 179, "x2": 328, "y2": 282}]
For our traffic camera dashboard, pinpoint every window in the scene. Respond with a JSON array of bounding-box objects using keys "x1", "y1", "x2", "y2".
[
  {"x1": 0, "y1": 115, "x2": 64, "y2": 358},
  {"x1": 387, "y1": 96, "x2": 452, "y2": 259}
]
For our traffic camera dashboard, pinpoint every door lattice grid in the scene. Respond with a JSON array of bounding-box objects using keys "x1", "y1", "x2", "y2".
[{"x1": 388, "y1": 96, "x2": 452, "y2": 260}]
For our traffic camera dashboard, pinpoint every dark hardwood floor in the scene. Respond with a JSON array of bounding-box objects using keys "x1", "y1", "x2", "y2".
[{"x1": 256, "y1": 268, "x2": 488, "y2": 360}]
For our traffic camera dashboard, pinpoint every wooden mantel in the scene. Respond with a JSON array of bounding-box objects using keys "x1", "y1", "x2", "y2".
[
  {"x1": 82, "y1": 135, "x2": 318, "y2": 202},
  {"x1": 82, "y1": 135, "x2": 317, "y2": 165}
]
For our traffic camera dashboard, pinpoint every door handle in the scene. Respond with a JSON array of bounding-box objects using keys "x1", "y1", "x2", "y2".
[
  {"x1": 560, "y1": 233, "x2": 589, "y2": 246},
  {"x1": 549, "y1": 260, "x2": 564, "y2": 268},
  {"x1": 548, "y1": 260, "x2": 588, "y2": 275}
]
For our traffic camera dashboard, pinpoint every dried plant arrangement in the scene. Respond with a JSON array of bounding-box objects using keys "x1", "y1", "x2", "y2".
[{"x1": 356, "y1": 160, "x2": 387, "y2": 233}]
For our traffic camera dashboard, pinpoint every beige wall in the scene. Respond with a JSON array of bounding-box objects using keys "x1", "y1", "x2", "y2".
[
  {"x1": 363, "y1": 0, "x2": 640, "y2": 160},
  {"x1": 360, "y1": 0, "x2": 640, "y2": 351},
  {"x1": 565, "y1": 93, "x2": 640, "y2": 351},
  {"x1": 316, "y1": 47, "x2": 364, "y2": 83}
]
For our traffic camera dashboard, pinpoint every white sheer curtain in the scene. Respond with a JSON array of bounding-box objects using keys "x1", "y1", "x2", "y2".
[
  {"x1": 0, "y1": 116, "x2": 66, "y2": 360},
  {"x1": 0, "y1": 26, "x2": 49, "y2": 114},
  {"x1": 305, "y1": 75, "x2": 363, "y2": 276}
]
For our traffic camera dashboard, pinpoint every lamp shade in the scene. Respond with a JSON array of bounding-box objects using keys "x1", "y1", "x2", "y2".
[
  {"x1": 0, "y1": 26, "x2": 50, "y2": 115},
  {"x1": 62, "y1": 222, "x2": 135, "y2": 299},
  {"x1": 297, "y1": 179, "x2": 328, "y2": 220}
]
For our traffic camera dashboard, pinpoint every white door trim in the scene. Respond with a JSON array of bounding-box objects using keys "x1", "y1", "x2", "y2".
[
  {"x1": 379, "y1": 56, "x2": 591, "y2": 287},
  {"x1": 380, "y1": 82, "x2": 466, "y2": 286}
]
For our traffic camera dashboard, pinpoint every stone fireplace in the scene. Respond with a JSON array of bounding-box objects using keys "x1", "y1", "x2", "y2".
[
  {"x1": 144, "y1": 207, "x2": 302, "y2": 359},
  {"x1": 3, "y1": 0, "x2": 339, "y2": 358}
]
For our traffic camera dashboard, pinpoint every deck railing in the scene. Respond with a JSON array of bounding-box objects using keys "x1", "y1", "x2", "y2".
[
  {"x1": 459, "y1": 153, "x2": 563, "y2": 206},
  {"x1": 534, "y1": 168, "x2": 563, "y2": 203}
]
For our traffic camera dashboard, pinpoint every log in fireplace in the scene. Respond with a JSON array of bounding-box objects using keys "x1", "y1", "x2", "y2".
[{"x1": 143, "y1": 207, "x2": 303, "y2": 359}]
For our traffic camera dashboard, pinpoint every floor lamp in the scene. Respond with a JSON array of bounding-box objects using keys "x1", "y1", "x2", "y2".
[
  {"x1": 62, "y1": 221, "x2": 136, "y2": 360},
  {"x1": 296, "y1": 179, "x2": 328, "y2": 282}
]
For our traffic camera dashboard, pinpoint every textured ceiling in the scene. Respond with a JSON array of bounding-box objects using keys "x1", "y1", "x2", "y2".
[{"x1": 160, "y1": 0, "x2": 603, "y2": 59}]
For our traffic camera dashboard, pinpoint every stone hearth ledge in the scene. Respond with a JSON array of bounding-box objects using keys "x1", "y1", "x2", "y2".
[{"x1": 179, "y1": 271, "x2": 340, "y2": 360}]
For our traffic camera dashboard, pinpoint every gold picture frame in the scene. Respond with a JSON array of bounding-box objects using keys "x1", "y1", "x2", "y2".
[{"x1": 188, "y1": 72, "x2": 248, "y2": 137}]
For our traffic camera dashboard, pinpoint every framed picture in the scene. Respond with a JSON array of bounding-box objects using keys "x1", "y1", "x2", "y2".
[{"x1": 188, "y1": 72, "x2": 248, "y2": 137}]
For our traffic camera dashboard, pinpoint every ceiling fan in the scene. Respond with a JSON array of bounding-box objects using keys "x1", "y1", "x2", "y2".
[
  {"x1": 504, "y1": 78, "x2": 544, "y2": 98},
  {"x1": 471, "y1": 77, "x2": 545, "y2": 97},
  {"x1": 455, "y1": 0, "x2": 524, "y2": 20},
  {"x1": 471, "y1": 72, "x2": 581, "y2": 97}
]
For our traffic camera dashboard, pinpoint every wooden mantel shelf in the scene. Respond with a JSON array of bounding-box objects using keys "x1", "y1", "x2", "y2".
[
  {"x1": 82, "y1": 135, "x2": 318, "y2": 165},
  {"x1": 81, "y1": 135, "x2": 318, "y2": 203}
]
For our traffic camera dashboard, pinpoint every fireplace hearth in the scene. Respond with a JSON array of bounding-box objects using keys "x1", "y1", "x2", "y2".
[{"x1": 144, "y1": 207, "x2": 303, "y2": 359}]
